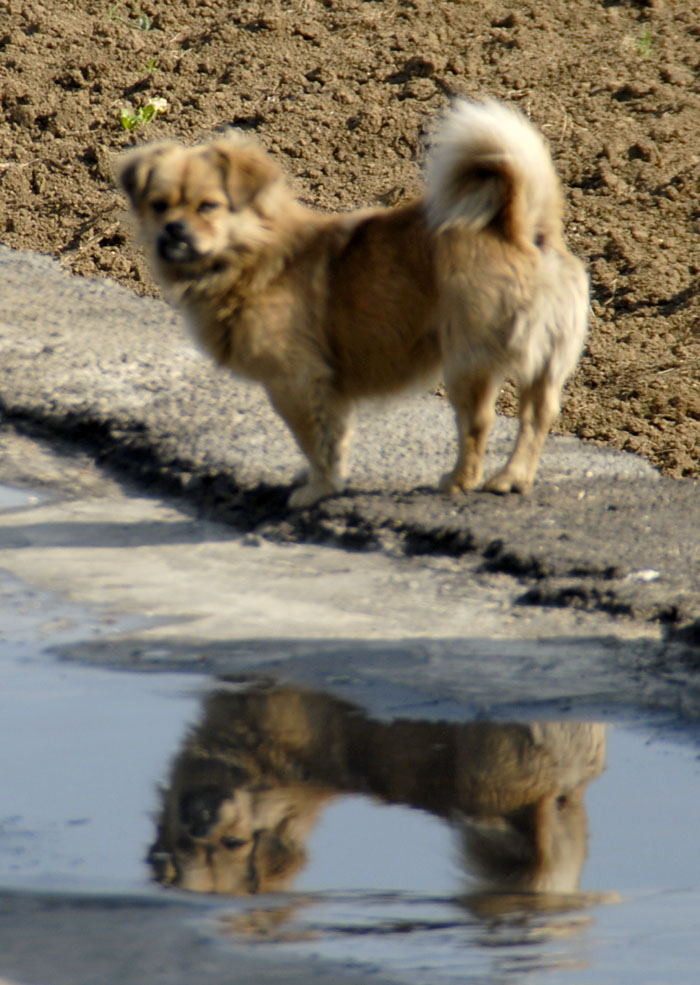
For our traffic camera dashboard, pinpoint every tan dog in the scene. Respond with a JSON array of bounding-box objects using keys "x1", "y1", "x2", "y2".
[
  {"x1": 117, "y1": 100, "x2": 588, "y2": 508},
  {"x1": 148, "y1": 686, "x2": 605, "y2": 898}
]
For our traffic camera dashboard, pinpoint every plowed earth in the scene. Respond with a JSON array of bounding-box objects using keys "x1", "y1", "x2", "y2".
[{"x1": 1, "y1": 0, "x2": 699, "y2": 477}]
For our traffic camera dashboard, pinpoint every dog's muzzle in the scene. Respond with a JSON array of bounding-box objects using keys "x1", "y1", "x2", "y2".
[{"x1": 157, "y1": 221, "x2": 201, "y2": 263}]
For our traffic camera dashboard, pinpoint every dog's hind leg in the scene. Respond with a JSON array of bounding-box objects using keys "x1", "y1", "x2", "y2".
[
  {"x1": 267, "y1": 381, "x2": 352, "y2": 509},
  {"x1": 440, "y1": 372, "x2": 503, "y2": 494},
  {"x1": 483, "y1": 369, "x2": 561, "y2": 494}
]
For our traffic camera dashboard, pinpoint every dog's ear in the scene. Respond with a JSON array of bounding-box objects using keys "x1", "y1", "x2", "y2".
[
  {"x1": 115, "y1": 143, "x2": 176, "y2": 207},
  {"x1": 207, "y1": 138, "x2": 283, "y2": 212}
]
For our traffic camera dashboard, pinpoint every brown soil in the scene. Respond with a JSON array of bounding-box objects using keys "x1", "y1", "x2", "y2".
[{"x1": 1, "y1": 0, "x2": 699, "y2": 478}]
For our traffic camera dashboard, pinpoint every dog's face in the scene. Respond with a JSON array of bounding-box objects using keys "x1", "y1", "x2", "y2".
[
  {"x1": 149, "y1": 781, "x2": 329, "y2": 895},
  {"x1": 116, "y1": 136, "x2": 286, "y2": 271}
]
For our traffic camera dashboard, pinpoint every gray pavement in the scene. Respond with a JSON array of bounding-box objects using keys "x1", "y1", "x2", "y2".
[{"x1": 2, "y1": 245, "x2": 700, "y2": 632}]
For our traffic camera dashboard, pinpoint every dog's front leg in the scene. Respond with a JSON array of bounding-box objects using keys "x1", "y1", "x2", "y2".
[
  {"x1": 266, "y1": 381, "x2": 352, "y2": 509},
  {"x1": 483, "y1": 371, "x2": 561, "y2": 494},
  {"x1": 440, "y1": 374, "x2": 501, "y2": 494}
]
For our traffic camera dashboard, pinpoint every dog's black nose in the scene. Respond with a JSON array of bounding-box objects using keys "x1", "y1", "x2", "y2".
[
  {"x1": 178, "y1": 787, "x2": 226, "y2": 838},
  {"x1": 164, "y1": 220, "x2": 189, "y2": 242},
  {"x1": 157, "y1": 221, "x2": 197, "y2": 263}
]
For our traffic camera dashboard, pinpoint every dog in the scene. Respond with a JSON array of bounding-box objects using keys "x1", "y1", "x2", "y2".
[
  {"x1": 117, "y1": 100, "x2": 588, "y2": 508},
  {"x1": 148, "y1": 685, "x2": 606, "y2": 898}
]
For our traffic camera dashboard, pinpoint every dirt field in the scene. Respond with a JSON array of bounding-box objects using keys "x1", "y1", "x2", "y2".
[{"x1": 1, "y1": 0, "x2": 699, "y2": 478}]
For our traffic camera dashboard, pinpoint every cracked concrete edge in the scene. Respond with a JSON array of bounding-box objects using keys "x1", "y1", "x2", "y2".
[{"x1": 0, "y1": 408, "x2": 690, "y2": 634}]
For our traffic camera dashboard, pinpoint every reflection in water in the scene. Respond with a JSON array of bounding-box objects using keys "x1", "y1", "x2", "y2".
[{"x1": 149, "y1": 683, "x2": 606, "y2": 909}]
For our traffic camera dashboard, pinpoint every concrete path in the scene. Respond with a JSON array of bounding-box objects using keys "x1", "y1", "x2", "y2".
[{"x1": 2, "y1": 245, "x2": 700, "y2": 632}]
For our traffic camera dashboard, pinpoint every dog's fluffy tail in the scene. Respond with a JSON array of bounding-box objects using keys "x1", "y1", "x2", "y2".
[{"x1": 425, "y1": 100, "x2": 563, "y2": 250}]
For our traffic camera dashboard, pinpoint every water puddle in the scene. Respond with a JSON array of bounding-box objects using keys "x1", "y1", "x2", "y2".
[
  {"x1": 1, "y1": 660, "x2": 700, "y2": 983},
  {"x1": 0, "y1": 485, "x2": 47, "y2": 512}
]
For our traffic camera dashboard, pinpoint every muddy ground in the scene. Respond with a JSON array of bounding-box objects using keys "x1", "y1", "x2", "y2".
[{"x1": 1, "y1": 0, "x2": 699, "y2": 478}]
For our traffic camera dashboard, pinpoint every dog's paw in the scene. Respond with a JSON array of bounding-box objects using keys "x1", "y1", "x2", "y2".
[
  {"x1": 438, "y1": 470, "x2": 480, "y2": 495},
  {"x1": 287, "y1": 479, "x2": 338, "y2": 510},
  {"x1": 482, "y1": 469, "x2": 531, "y2": 495}
]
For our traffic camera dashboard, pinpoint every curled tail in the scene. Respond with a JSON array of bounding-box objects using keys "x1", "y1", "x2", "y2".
[{"x1": 425, "y1": 100, "x2": 564, "y2": 250}]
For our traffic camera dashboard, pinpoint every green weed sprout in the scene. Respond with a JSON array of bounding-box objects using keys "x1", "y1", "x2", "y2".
[
  {"x1": 120, "y1": 96, "x2": 167, "y2": 131},
  {"x1": 108, "y1": 4, "x2": 153, "y2": 30},
  {"x1": 637, "y1": 27, "x2": 653, "y2": 57}
]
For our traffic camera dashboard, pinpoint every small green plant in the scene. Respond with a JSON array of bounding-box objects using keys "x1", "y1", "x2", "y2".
[
  {"x1": 120, "y1": 97, "x2": 167, "y2": 131},
  {"x1": 108, "y1": 4, "x2": 153, "y2": 31},
  {"x1": 637, "y1": 27, "x2": 653, "y2": 57},
  {"x1": 144, "y1": 57, "x2": 159, "y2": 72}
]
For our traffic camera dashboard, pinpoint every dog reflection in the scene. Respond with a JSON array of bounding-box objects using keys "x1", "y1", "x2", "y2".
[{"x1": 149, "y1": 686, "x2": 604, "y2": 897}]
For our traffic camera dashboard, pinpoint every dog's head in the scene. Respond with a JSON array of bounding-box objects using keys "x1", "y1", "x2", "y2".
[
  {"x1": 148, "y1": 777, "x2": 330, "y2": 895},
  {"x1": 116, "y1": 134, "x2": 289, "y2": 272}
]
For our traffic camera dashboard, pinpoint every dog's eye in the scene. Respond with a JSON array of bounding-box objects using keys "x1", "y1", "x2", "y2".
[
  {"x1": 197, "y1": 200, "x2": 219, "y2": 215},
  {"x1": 220, "y1": 836, "x2": 247, "y2": 851},
  {"x1": 150, "y1": 199, "x2": 168, "y2": 214}
]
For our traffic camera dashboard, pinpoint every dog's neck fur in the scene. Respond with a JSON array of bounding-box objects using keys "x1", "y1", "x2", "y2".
[
  {"x1": 154, "y1": 205, "x2": 379, "y2": 373},
  {"x1": 153, "y1": 210, "x2": 328, "y2": 372}
]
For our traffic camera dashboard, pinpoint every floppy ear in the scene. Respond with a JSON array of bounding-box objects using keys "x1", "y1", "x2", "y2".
[
  {"x1": 115, "y1": 142, "x2": 177, "y2": 207},
  {"x1": 207, "y1": 137, "x2": 283, "y2": 212}
]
